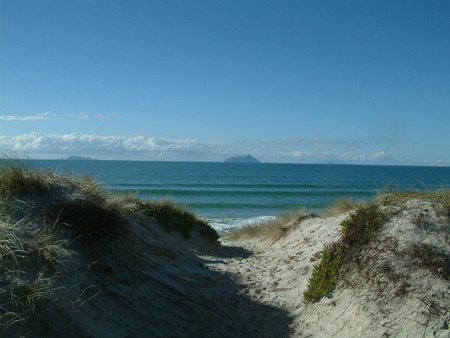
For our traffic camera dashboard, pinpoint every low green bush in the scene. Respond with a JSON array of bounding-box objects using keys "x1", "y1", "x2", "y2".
[
  {"x1": 303, "y1": 242, "x2": 344, "y2": 302},
  {"x1": 303, "y1": 203, "x2": 389, "y2": 303},
  {"x1": 340, "y1": 203, "x2": 387, "y2": 249}
]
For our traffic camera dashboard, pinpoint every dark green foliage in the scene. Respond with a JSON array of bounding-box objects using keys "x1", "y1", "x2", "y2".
[
  {"x1": 341, "y1": 204, "x2": 387, "y2": 249},
  {"x1": 303, "y1": 242, "x2": 344, "y2": 302},
  {"x1": 198, "y1": 220, "x2": 220, "y2": 243},
  {"x1": 145, "y1": 199, "x2": 219, "y2": 242},
  {"x1": 304, "y1": 203, "x2": 389, "y2": 303},
  {"x1": 52, "y1": 199, "x2": 130, "y2": 239}
]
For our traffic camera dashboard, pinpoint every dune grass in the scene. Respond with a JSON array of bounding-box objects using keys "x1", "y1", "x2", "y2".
[
  {"x1": 322, "y1": 197, "x2": 357, "y2": 217},
  {"x1": 303, "y1": 189, "x2": 449, "y2": 303},
  {"x1": 0, "y1": 153, "x2": 105, "y2": 202},
  {"x1": 0, "y1": 153, "x2": 56, "y2": 198},
  {"x1": 0, "y1": 154, "x2": 220, "y2": 334},
  {"x1": 0, "y1": 212, "x2": 71, "y2": 335},
  {"x1": 224, "y1": 209, "x2": 315, "y2": 243},
  {"x1": 378, "y1": 188, "x2": 450, "y2": 216},
  {"x1": 0, "y1": 154, "x2": 218, "y2": 243},
  {"x1": 145, "y1": 199, "x2": 219, "y2": 242}
]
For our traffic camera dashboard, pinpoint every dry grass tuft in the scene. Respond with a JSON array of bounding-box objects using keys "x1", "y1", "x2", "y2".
[
  {"x1": 0, "y1": 153, "x2": 57, "y2": 199},
  {"x1": 378, "y1": 188, "x2": 450, "y2": 216},
  {"x1": 226, "y1": 209, "x2": 315, "y2": 243},
  {"x1": 322, "y1": 197, "x2": 357, "y2": 217},
  {"x1": 0, "y1": 213, "x2": 71, "y2": 335}
]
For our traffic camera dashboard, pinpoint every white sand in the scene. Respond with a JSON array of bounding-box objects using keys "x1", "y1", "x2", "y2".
[{"x1": 8, "y1": 198, "x2": 450, "y2": 337}]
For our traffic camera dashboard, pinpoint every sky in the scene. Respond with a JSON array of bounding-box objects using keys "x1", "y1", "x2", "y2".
[{"x1": 0, "y1": 0, "x2": 449, "y2": 165}]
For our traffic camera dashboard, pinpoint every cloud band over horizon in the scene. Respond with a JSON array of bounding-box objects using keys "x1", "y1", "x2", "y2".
[{"x1": 1, "y1": 132, "x2": 447, "y2": 166}]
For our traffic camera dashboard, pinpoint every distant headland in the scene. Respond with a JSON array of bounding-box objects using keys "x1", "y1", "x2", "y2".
[
  {"x1": 225, "y1": 154, "x2": 260, "y2": 163},
  {"x1": 65, "y1": 156, "x2": 96, "y2": 161}
]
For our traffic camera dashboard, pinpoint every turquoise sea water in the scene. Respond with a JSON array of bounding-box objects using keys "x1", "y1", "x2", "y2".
[{"x1": 33, "y1": 160, "x2": 449, "y2": 232}]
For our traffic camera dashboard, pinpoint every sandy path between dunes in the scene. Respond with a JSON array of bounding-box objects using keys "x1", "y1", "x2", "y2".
[{"x1": 200, "y1": 215, "x2": 346, "y2": 337}]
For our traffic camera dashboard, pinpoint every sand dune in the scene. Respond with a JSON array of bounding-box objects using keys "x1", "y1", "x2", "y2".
[{"x1": 1, "y1": 164, "x2": 449, "y2": 337}]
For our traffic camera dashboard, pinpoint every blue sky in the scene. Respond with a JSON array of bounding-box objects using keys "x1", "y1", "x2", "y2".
[{"x1": 1, "y1": 0, "x2": 449, "y2": 165}]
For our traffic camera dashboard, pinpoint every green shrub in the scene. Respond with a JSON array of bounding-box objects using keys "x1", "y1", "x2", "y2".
[
  {"x1": 303, "y1": 241, "x2": 344, "y2": 303},
  {"x1": 340, "y1": 203, "x2": 387, "y2": 249},
  {"x1": 304, "y1": 203, "x2": 389, "y2": 303}
]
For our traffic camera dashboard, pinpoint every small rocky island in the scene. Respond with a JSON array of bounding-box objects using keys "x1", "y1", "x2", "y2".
[{"x1": 225, "y1": 154, "x2": 260, "y2": 163}]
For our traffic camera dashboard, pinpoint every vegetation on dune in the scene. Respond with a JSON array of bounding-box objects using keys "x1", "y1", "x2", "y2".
[
  {"x1": 340, "y1": 203, "x2": 387, "y2": 249},
  {"x1": 379, "y1": 189, "x2": 450, "y2": 217},
  {"x1": 0, "y1": 155, "x2": 218, "y2": 242},
  {"x1": 303, "y1": 189, "x2": 450, "y2": 303},
  {"x1": 303, "y1": 202, "x2": 389, "y2": 303},
  {"x1": 0, "y1": 154, "x2": 219, "y2": 334},
  {"x1": 225, "y1": 209, "x2": 315, "y2": 243},
  {"x1": 321, "y1": 197, "x2": 357, "y2": 217},
  {"x1": 405, "y1": 242, "x2": 449, "y2": 280},
  {"x1": 0, "y1": 153, "x2": 55, "y2": 198},
  {"x1": 303, "y1": 241, "x2": 344, "y2": 303},
  {"x1": 145, "y1": 199, "x2": 219, "y2": 242},
  {"x1": 0, "y1": 212, "x2": 72, "y2": 335}
]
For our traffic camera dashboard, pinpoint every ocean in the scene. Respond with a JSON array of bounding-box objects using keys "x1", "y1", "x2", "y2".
[{"x1": 32, "y1": 160, "x2": 449, "y2": 232}]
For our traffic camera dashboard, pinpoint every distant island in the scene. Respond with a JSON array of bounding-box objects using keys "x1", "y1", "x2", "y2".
[
  {"x1": 225, "y1": 154, "x2": 261, "y2": 163},
  {"x1": 65, "y1": 156, "x2": 96, "y2": 161}
]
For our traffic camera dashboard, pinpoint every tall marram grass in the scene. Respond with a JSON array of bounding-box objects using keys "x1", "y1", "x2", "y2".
[
  {"x1": 0, "y1": 153, "x2": 55, "y2": 198},
  {"x1": 0, "y1": 153, "x2": 104, "y2": 201},
  {"x1": 0, "y1": 154, "x2": 219, "y2": 242},
  {"x1": 0, "y1": 213, "x2": 72, "y2": 335}
]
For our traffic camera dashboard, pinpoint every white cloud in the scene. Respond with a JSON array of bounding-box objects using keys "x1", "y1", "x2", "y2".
[
  {"x1": 0, "y1": 132, "x2": 439, "y2": 165},
  {"x1": 0, "y1": 112, "x2": 50, "y2": 121},
  {"x1": 0, "y1": 111, "x2": 121, "y2": 121},
  {"x1": 58, "y1": 112, "x2": 122, "y2": 120},
  {"x1": 289, "y1": 150, "x2": 314, "y2": 158},
  {"x1": 368, "y1": 151, "x2": 385, "y2": 160},
  {"x1": 0, "y1": 132, "x2": 219, "y2": 160},
  {"x1": 242, "y1": 138, "x2": 364, "y2": 149}
]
